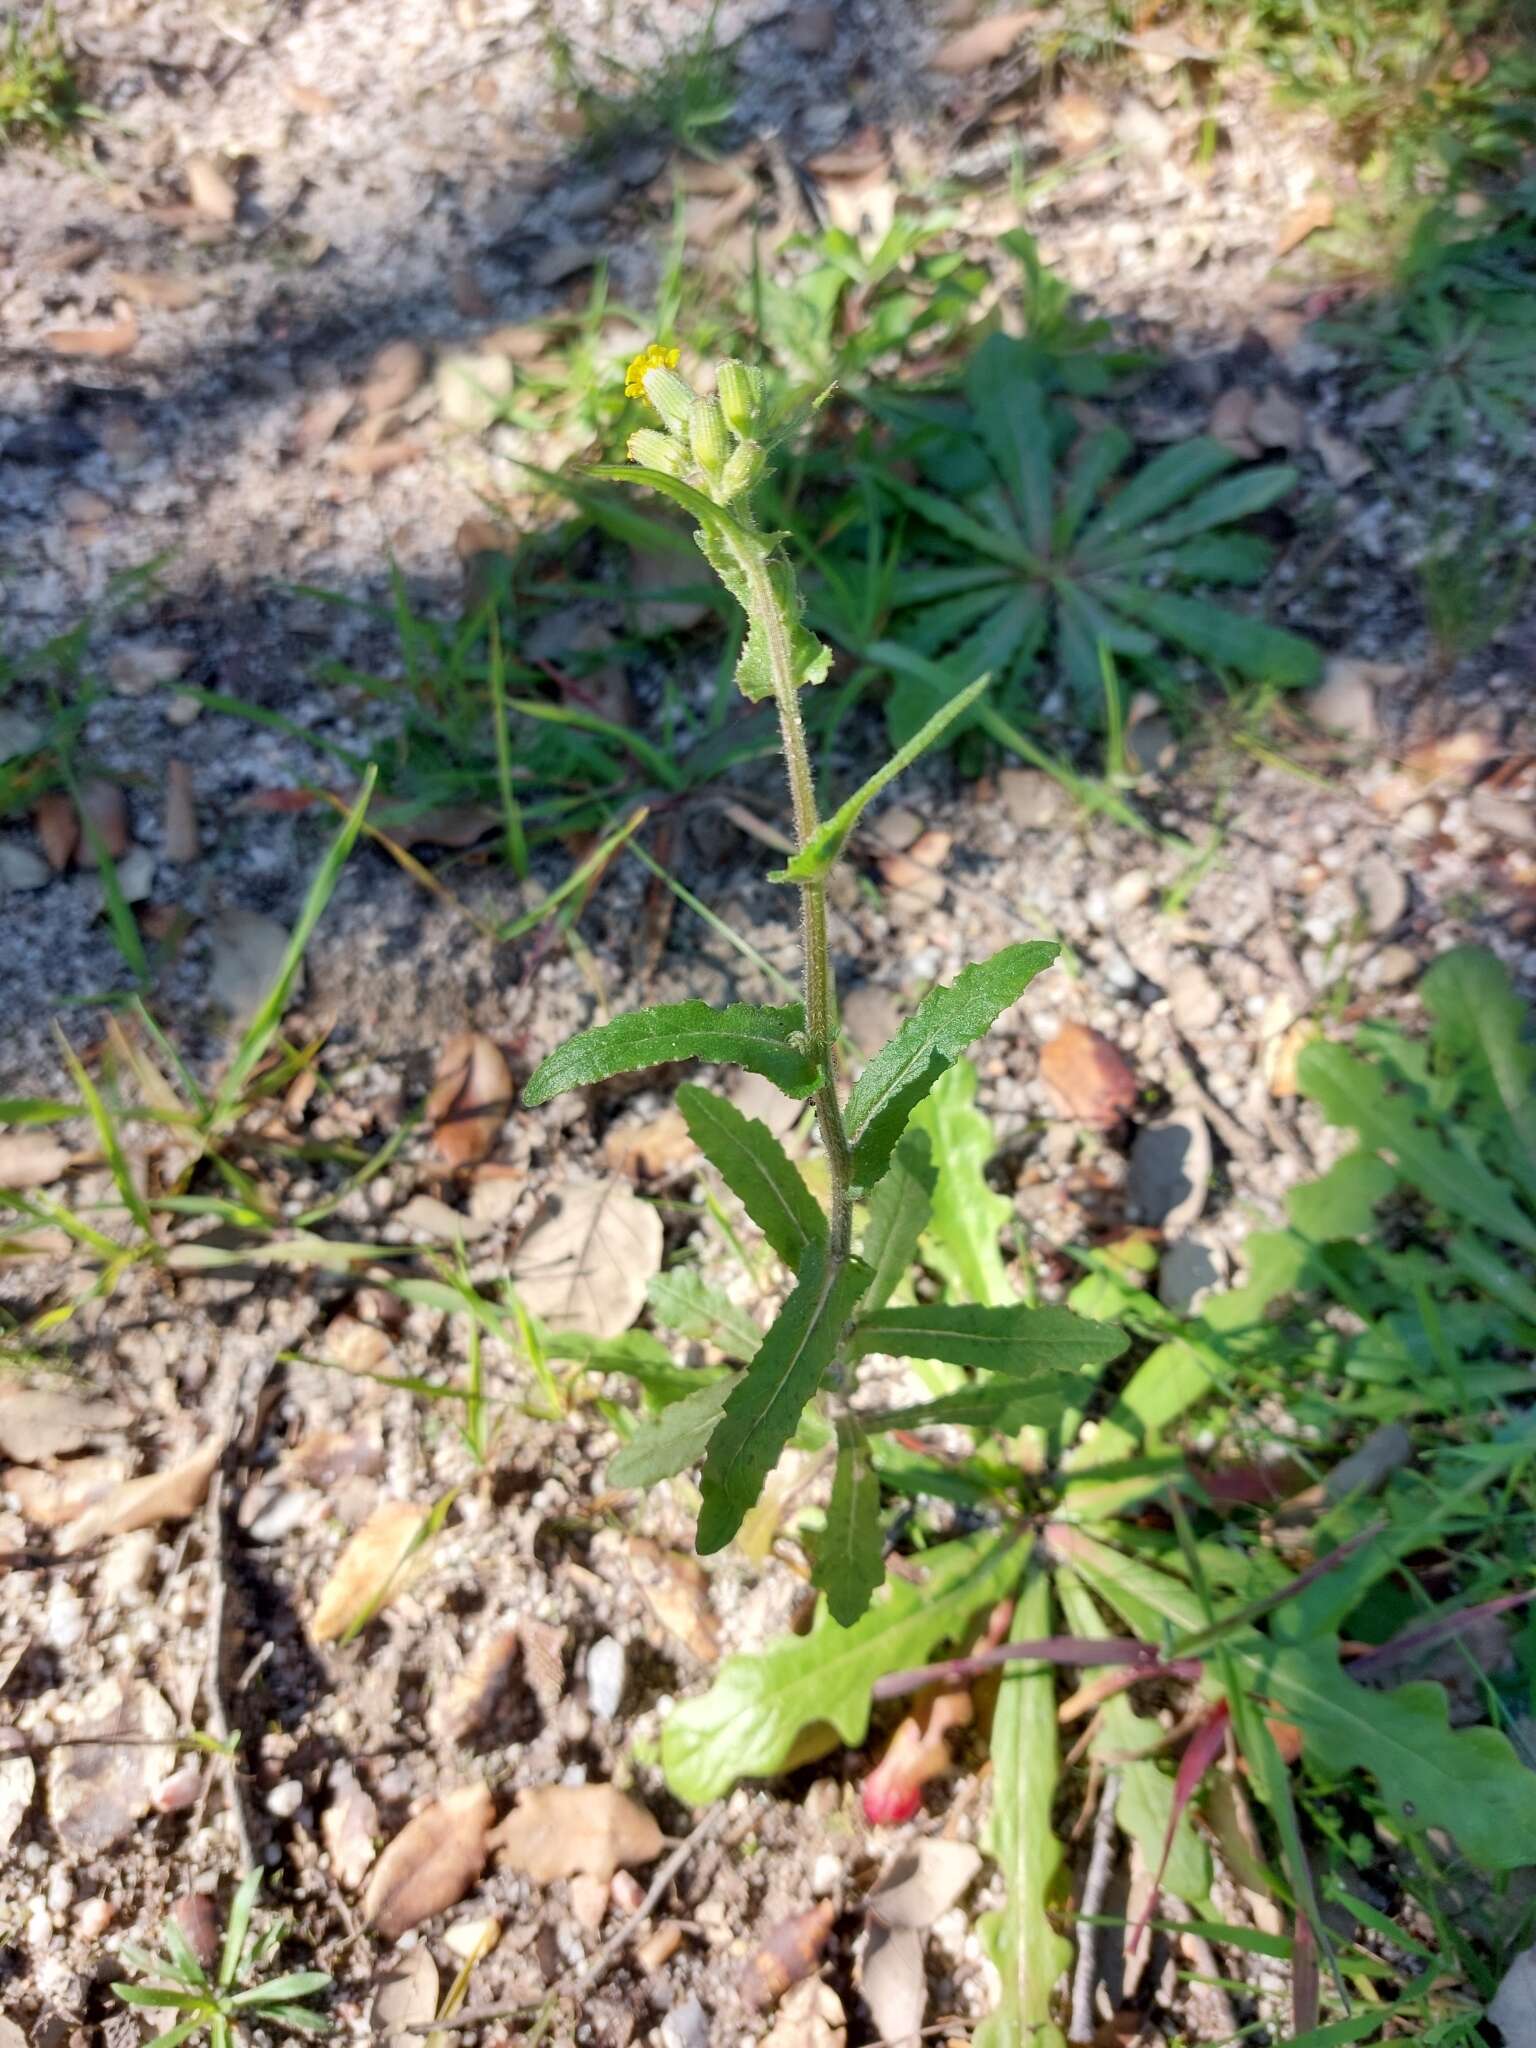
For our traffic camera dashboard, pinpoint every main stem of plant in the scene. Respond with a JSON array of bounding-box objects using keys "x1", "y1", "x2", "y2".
[{"x1": 738, "y1": 546, "x2": 854, "y2": 1266}]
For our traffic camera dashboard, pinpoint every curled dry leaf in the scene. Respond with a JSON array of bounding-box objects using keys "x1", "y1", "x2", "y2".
[
  {"x1": 0, "y1": 1131, "x2": 78, "y2": 1189},
  {"x1": 310, "y1": 1498, "x2": 432, "y2": 1643},
  {"x1": 371, "y1": 1942, "x2": 440, "y2": 2045},
  {"x1": 362, "y1": 1781, "x2": 494, "y2": 1939},
  {"x1": 322, "y1": 1762, "x2": 380, "y2": 1890},
  {"x1": 627, "y1": 1536, "x2": 721, "y2": 1663},
  {"x1": 490, "y1": 1783, "x2": 664, "y2": 1884},
  {"x1": 0, "y1": 1388, "x2": 128, "y2": 1462},
  {"x1": 56, "y1": 1434, "x2": 222, "y2": 1556},
  {"x1": 742, "y1": 1899, "x2": 837, "y2": 2012},
  {"x1": 428, "y1": 1031, "x2": 512, "y2": 1167},
  {"x1": 430, "y1": 1618, "x2": 523, "y2": 1742},
  {"x1": 508, "y1": 1178, "x2": 663, "y2": 1339},
  {"x1": 1040, "y1": 1021, "x2": 1138, "y2": 1129},
  {"x1": 47, "y1": 313, "x2": 140, "y2": 358},
  {"x1": 46, "y1": 1676, "x2": 176, "y2": 1855},
  {"x1": 930, "y1": 5, "x2": 1045, "y2": 70}
]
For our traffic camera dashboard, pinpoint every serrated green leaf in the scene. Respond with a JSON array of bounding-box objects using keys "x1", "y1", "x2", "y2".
[
  {"x1": 1100, "y1": 581, "x2": 1322, "y2": 685},
  {"x1": 608, "y1": 1376, "x2": 734, "y2": 1489},
  {"x1": 876, "y1": 469, "x2": 1037, "y2": 567},
  {"x1": 697, "y1": 1245, "x2": 871, "y2": 1553},
  {"x1": 913, "y1": 1059, "x2": 1014, "y2": 1306},
  {"x1": 859, "y1": 1129, "x2": 936, "y2": 1313},
  {"x1": 646, "y1": 1268, "x2": 761, "y2": 1362},
  {"x1": 660, "y1": 1530, "x2": 1023, "y2": 1802},
  {"x1": 588, "y1": 462, "x2": 758, "y2": 544},
  {"x1": 853, "y1": 1302, "x2": 1127, "y2": 1376},
  {"x1": 1077, "y1": 436, "x2": 1237, "y2": 551},
  {"x1": 813, "y1": 1433, "x2": 885, "y2": 1625},
  {"x1": 976, "y1": 1561, "x2": 1070, "y2": 2048},
  {"x1": 695, "y1": 525, "x2": 832, "y2": 702},
  {"x1": 1298, "y1": 1041, "x2": 1536, "y2": 1252},
  {"x1": 677, "y1": 1084, "x2": 826, "y2": 1267},
  {"x1": 845, "y1": 942, "x2": 1060, "y2": 1188},
  {"x1": 779, "y1": 673, "x2": 991, "y2": 880},
  {"x1": 968, "y1": 351, "x2": 1054, "y2": 551},
  {"x1": 1118, "y1": 464, "x2": 1300, "y2": 557},
  {"x1": 523, "y1": 1000, "x2": 820, "y2": 1107}
]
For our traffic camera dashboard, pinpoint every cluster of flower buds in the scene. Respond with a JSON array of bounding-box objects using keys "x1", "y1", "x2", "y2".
[{"x1": 624, "y1": 345, "x2": 768, "y2": 506}]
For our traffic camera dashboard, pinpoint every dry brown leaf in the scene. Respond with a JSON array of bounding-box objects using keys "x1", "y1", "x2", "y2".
[
  {"x1": 47, "y1": 313, "x2": 140, "y2": 358},
  {"x1": 1039, "y1": 1022, "x2": 1138, "y2": 1128},
  {"x1": 428, "y1": 1031, "x2": 512, "y2": 1167},
  {"x1": 1047, "y1": 89, "x2": 1111, "y2": 150},
  {"x1": 1259, "y1": 993, "x2": 1319, "y2": 1099},
  {"x1": 185, "y1": 152, "x2": 239, "y2": 222},
  {"x1": 742, "y1": 1899, "x2": 838, "y2": 2012},
  {"x1": 45, "y1": 1676, "x2": 176, "y2": 1855},
  {"x1": 111, "y1": 270, "x2": 208, "y2": 310},
  {"x1": 75, "y1": 779, "x2": 130, "y2": 865},
  {"x1": 296, "y1": 388, "x2": 354, "y2": 453},
  {"x1": 627, "y1": 1536, "x2": 721, "y2": 1662},
  {"x1": 1275, "y1": 191, "x2": 1334, "y2": 256},
  {"x1": 56, "y1": 1435, "x2": 222, "y2": 1556},
  {"x1": 35, "y1": 790, "x2": 79, "y2": 869},
  {"x1": 866, "y1": 1841, "x2": 982, "y2": 1929},
  {"x1": 1208, "y1": 386, "x2": 1260, "y2": 458},
  {"x1": 930, "y1": 6, "x2": 1044, "y2": 70},
  {"x1": 1402, "y1": 730, "x2": 1496, "y2": 788},
  {"x1": 334, "y1": 436, "x2": 424, "y2": 477},
  {"x1": 362, "y1": 1782, "x2": 494, "y2": 1939},
  {"x1": 322, "y1": 1762, "x2": 380, "y2": 1891},
  {"x1": 490, "y1": 1783, "x2": 663, "y2": 1884},
  {"x1": 0, "y1": 1388, "x2": 127, "y2": 1462},
  {"x1": 310, "y1": 1498, "x2": 431, "y2": 1643},
  {"x1": 164, "y1": 759, "x2": 198, "y2": 864},
  {"x1": 570, "y1": 1872, "x2": 610, "y2": 1932},
  {"x1": 430, "y1": 1618, "x2": 523, "y2": 1742},
  {"x1": 508, "y1": 1178, "x2": 662, "y2": 1338},
  {"x1": 518, "y1": 1616, "x2": 566, "y2": 1715},
  {"x1": 5, "y1": 1453, "x2": 131, "y2": 1527},
  {"x1": 361, "y1": 340, "x2": 427, "y2": 417},
  {"x1": 285, "y1": 79, "x2": 340, "y2": 116},
  {"x1": 1249, "y1": 384, "x2": 1307, "y2": 452},
  {"x1": 600, "y1": 1108, "x2": 695, "y2": 1181}
]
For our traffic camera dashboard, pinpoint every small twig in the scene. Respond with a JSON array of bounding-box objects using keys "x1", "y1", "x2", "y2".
[
  {"x1": 1070, "y1": 1768, "x2": 1121, "y2": 2044},
  {"x1": 409, "y1": 1805, "x2": 730, "y2": 2033}
]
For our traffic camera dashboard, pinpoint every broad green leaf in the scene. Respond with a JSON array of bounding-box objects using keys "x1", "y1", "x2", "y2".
[
  {"x1": 779, "y1": 673, "x2": 991, "y2": 880},
  {"x1": 1062, "y1": 1339, "x2": 1220, "y2": 1516},
  {"x1": 660, "y1": 1530, "x2": 1023, "y2": 1802},
  {"x1": 1077, "y1": 436, "x2": 1236, "y2": 551},
  {"x1": 1055, "y1": 424, "x2": 1132, "y2": 548},
  {"x1": 608, "y1": 1376, "x2": 734, "y2": 1489},
  {"x1": 1162, "y1": 530, "x2": 1273, "y2": 584},
  {"x1": 913, "y1": 1059, "x2": 1013, "y2": 1307},
  {"x1": 1422, "y1": 944, "x2": 1536, "y2": 1166},
  {"x1": 1251, "y1": 1641, "x2": 1536, "y2": 1872},
  {"x1": 845, "y1": 941, "x2": 1060, "y2": 1187},
  {"x1": 1286, "y1": 1148, "x2": 1399, "y2": 1240},
  {"x1": 677, "y1": 1084, "x2": 826, "y2": 1267},
  {"x1": 858, "y1": 1129, "x2": 936, "y2": 1313},
  {"x1": 813, "y1": 1433, "x2": 885, "y2": 1625},
  {"x1": 852, "y1": 1302, "x2": 1127, "y2": 1376},
  {"x1": 1299, "y1": 1041, "x2": 1536, "y2": 1252},
  {"x1": 975, "y1": 1560, "x2": 1070, "y2": 2048},
  {"x1": 1121, "y1": 464, "x2": 1301, "y2": 556},
  {"x1": 861, "y1": 1381, "x2": 1075, "y2": 1434},
  {"x1": 647, "y1": 1268, "x2": 761, "y2": 1362},
  {"x1": 697, "y1": 1246, "x2": 871, "y2": 1553},
  {"x1": 1100, "y1": 581, "x2": 1322, "y2": 685},
  {"x1": 522, "y1": 1000, "x2": 821, "y2": 1107}
]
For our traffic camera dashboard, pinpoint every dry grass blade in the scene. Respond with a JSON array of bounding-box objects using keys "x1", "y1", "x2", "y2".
[{"x1": 309, "y1": 1498, "x2": 433, "y2": 1643}]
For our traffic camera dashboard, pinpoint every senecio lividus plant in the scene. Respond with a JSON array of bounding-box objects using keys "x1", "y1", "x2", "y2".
[{"x1": 523, "y1": 346, "x2": 1126, "y2": 1619}]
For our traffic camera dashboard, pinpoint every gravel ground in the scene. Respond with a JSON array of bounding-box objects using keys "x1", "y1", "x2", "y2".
[{"x1": 4, "y1": 0, "x2": 1536, "y2": 2038}]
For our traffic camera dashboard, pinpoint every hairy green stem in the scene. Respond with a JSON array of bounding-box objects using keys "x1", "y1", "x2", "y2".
[{"x1": 734, "y1": 541, "x2": 854, "y2": 1263}]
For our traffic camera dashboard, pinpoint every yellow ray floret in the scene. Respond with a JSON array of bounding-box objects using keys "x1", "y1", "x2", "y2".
[{"x1": 624, "y1": 341, "x2": 681, "y2": 400}]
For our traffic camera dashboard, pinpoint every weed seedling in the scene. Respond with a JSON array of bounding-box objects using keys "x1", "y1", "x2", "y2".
[
  {"x1": 0, "y1": 5, "x2": 88, "y2": 149},
  {"x1": 112, "y1": 1869, "x2": 330, "y2": 2046}
]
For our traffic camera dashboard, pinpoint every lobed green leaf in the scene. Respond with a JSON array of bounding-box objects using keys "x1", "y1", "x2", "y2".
[
  {"x1": 846, "y1": 942, "x2": 1060, "y2": 1188},
  {"x1": 677, "y1": 1083, "x2": 826, "y2": 1267},
  {"x1": 523, "y1": 1000, "x2": 821, "y2": 1107}
]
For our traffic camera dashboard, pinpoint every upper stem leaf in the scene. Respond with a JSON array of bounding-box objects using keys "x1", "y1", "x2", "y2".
[
  {"x1": 813, "y1": 1429, "x2": 885, "y2": 1626},
  {"x1": 522, "y1": 1000, "x2": 822, "y2": 1107},
  {"x1": 677, "y1": 1083, "x2": 826, "y2": 1267},
  {"x1": 852, "y1": 1301, "x2": 1129, "y2": 1375}
]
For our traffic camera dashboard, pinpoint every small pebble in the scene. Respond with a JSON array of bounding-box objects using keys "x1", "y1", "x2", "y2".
[
  {"x1": 265, "y1": 1779, "x2": 304, "y2": 1819},
  {"x1": 586, "y1": 1635, "x2": 626, "y2": 1720}
]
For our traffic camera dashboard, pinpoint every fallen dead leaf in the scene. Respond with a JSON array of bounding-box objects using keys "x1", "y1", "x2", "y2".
[
  {"x1": 46, "y1": 313, "x2": 140, "y2": 359},
  {"x1": 1259, "y1": 992, "x2": 1318, "y2": 1099},
  {"x1": 1275, "y1": 191, "x2": 1334, "y2": 257},
  {"x1": 600, "y1": 1107, "x2": 695, "y2": 1181},
  {"x1": 5, "y1": 1453, "x2": 132, "y2": 1527},
  {"x1": 363, "y1": 1781, "x2": 494, "y2": 1939},
  {"x1": 742, "y1": 1899, "x2": 838, "y2": 2011},
  {"x1": 428, "y1": 1031, "x2": 512, "y2": 1167},
  {"x1": 323, "y1": 1762, "x2": 381, "y2": 1891},
  {"x1": 361, "y1": 340, "x2": 427, "y2": 417},
  {"x1": 430, "y1": 1618, "x2": 524, "y2": 1742},
  {"x1": 1309, "y1": 419, "x2": 1371, "y2": 487},
  {"x1": 75, "y1": 779, "x2": 129, "y2": 865},
  {"x1": 1040, "y1": 1022, "x2": 1138, "y2": 1128},
  {"x1": 444, "y1": 1913, "x2": 502, "y2": 1961},
  {"x1": 35, "y1": 791, "x2": 79, "y2": 869},
  {"x1": 859, "y1": 1920, "x2": 926, "y2": 2047},
  {"x1": 490, "y1": 1783, "x2": 664, "y2": 1884},
  {"x1": 1208, "y1": 388, "x2": 1259, "y2": 458},
  {"x1": 0, "y1": 1131, "x2": 80, "y2": 1191},
  {"x1": 570, "y1": 1872, "x2": 610, "y2": 1933},
  {"x1": 627, "y1": 1536, "x2": 721, "y2": 1662},
  {"x1": 184, "y1": 152, "x2": 239, "y2": 222},
  {"x1": 1249, "y1": 384, "x2": 1307, "y2": 452},
  {"x1": 1402, "y1": 729, "x2": 1496, "y2": 788},
  {"x1": 111, "y1": 270, "x2": 208, "y2": 311},
  {"x1": 508, "y1": 1178, "x2": 663, "y2": 1339},
  {"x1": 1, "y1": 1428, "x2": 91, "y2": 1526},
  {"x1": 930, "y1": 5, "x2": 1044, "y2": 69},
  {"x1": 164, "y1": 759, "x2": 198, "y2": 864},
  {"x1": 56, "y1": 1435, "x2": 222, "y2": 1556},
  {"x1": 310, "y1": 1498, "x2": 432, "y2": 1643},
  {"x1": 370, "y1": 1938, "x2": 440, "y2": 2043},
  {"x1": 45, "y1": 1676, "x2": 176, "y2": 1854},
  {"x1": 518, "y1": 1616, "x2": 566, "y2": 1716}
]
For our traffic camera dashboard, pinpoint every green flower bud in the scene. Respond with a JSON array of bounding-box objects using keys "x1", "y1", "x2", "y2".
[
  {"x1": 720, "y1": 438, "x2": 766, "y2": 500},
  {"x1": 642, "y1": 366, "x2": 695, "y2": 434},
  {"x1": 716, "y1": 359, "x2": 765, "y2": 438},
  {"x1": 627, "y1": 427, "x2": 686, "y2": 475},
  {"x1": 689, "y1": 396, "x2": 729, "y2": 475}
]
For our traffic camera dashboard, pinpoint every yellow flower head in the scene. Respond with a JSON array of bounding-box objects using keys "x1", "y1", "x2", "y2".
[{"x1": 624, "y1": 341, "x2": 681, "y2": 401}]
